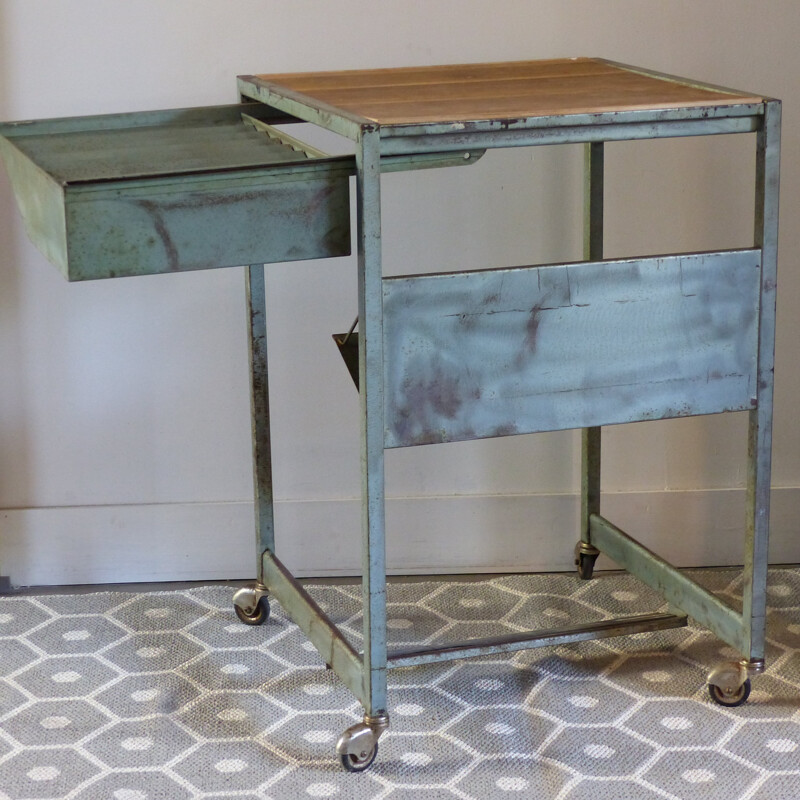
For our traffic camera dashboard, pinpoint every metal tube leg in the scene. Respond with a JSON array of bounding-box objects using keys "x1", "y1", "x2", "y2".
[
  {"x1": 577, "y1": 142, "x2": 604, "y2": 579},
  {"x1": 247, "y1": 263, "x2": 275, "y2": 573},
  {"x1": 703, "y1": 103, "x2": 779, "y2": 708},
  {"x1": 584, "y1": 142, "x2": 604, "y2": 261},
  {"x1": 743, "y1": 100, "x2": 781, "y2": 663},
  {"x1": 356, "y1": 126, "x2": 388, "y2": 721},
  {"x1": 233, "y1": 263, "x2": 276, "y2": 625},
  {"x1": 708, "y1": 100, "x2": 780, "y2": 706},
  {"x1": 580, "y1": 428, "x2": 601, "y2": 544}
]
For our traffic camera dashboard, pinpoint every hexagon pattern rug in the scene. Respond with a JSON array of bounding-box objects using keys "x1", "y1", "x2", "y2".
[{"x1": 1, "y1": 569, "x2": 800, "y2": 799}]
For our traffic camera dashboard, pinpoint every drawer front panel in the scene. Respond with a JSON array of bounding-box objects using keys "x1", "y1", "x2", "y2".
[
  {"x1": 65, "y1": 169, "x2": 351, "y2": 280},
  {"x1": 383, "y1": 250, "x2": 761, "y2": 448}
]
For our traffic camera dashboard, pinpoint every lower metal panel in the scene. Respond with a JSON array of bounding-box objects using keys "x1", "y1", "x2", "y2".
[{"x1": 382, "y1": 249, "x2": 760, "y2": 447}]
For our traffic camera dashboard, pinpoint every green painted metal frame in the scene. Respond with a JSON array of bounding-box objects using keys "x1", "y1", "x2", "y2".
[
  {"x1": 239, "y1": 63, "x2": 780, "y2": 723},
  {"x1": 261, "y1": 550, "x2": 366, "y2": 702},
  {"x1": 0, "y1": 104, "x2": 483, "y2": 284},
  {"x1": 1, "y1": 61, "x2": 778, "y2": 728},
  {"x1": 246, "y1": 263, "x2": 275, "y2": 573},
  {"x1": 0, "y1": 104, "x2": 354, "y2": 280},
  {"x1": 590, "y1": 514, "x2": 747, "y2": 652},
  {"x1": 581, "y1": 143, "x2": 603, "y2": 560},
  {"x1": 746, "y1": 99, "x2": 781, "y2": 660}
]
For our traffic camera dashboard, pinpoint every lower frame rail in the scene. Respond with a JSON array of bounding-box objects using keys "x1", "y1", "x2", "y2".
[
  {"x1": 387, "y1": 612, "x2": 687, "y2": 668},
  {"x1": 589, "y1": 513, "x2": 747, "y2": 653},
  {"x1": 261, "y1": 551, "x2": 366, "y2": 703}
]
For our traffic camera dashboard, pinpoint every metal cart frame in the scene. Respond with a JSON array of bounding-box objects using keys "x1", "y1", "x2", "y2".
[
  {"x1": 0, "y1": 57, "x2": 780, "y2": 774},
  {"x1": 233, "y1": 59, "x2": 781, "y2": 771}
]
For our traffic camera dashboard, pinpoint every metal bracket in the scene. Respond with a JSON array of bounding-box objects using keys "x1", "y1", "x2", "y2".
[
  {"x1": 575, "y1": 542, "x2": 601, "y2": 559},
  {"x1": 336, "y1": 713, "x2": 390, "y2": 759},
  {"x1": 241, "y1": 113, "x2": 330, "y2": 159}
]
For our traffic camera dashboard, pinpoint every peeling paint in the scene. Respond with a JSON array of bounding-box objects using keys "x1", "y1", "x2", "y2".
[{"x1": 382, "y1": 250, "x2": 760, "y2": 448}]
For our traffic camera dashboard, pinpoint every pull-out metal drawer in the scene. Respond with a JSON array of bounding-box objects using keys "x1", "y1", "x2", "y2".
[{"x1": 0, "y1": 104, "x2": 352, "y2": 280}]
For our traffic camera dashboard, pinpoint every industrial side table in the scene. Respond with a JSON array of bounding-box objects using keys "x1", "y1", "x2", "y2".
[
  {"x1": 235, "y1": 58, "x2": 780, "y2": 770},
  {"x1": 0, "y1": 58, "x2": 780, "y2": 773}
]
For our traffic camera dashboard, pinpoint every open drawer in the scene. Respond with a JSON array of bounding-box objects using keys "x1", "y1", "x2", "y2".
[{"x1": 0, "y1": 103, "x2": 352, "y2": 280}]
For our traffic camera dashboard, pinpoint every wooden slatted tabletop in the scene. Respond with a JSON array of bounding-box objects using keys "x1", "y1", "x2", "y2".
[{"x1": 242, "y1": 58, "x2": 764, "y2": 127}]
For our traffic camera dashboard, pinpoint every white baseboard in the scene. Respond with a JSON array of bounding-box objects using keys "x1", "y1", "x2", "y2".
[{"x1": 1, "y1": 487, "x2": 798, "y2": 587}]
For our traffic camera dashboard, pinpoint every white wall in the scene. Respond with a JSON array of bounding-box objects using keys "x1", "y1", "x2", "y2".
[{"x1": 0, "y1": 1, "x2": 798, "y2": 585}]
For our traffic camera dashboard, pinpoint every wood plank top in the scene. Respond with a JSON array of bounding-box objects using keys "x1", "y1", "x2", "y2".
[{"x1": 242, "y1": 58, "x2": 764, "y2": 127}]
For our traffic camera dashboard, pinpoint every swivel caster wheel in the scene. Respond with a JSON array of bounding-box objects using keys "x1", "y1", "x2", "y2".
[
  {"x1": 336, "y1": 713, "x2": 388, "y2": 773},
  {"x1": 339, "y1": 741, "x2": 378, "y2": 773},
  {"x1": 232, "y1": 584, "x2": 270, "y2": 626},
  {"x1": 708, "y1": 678, "x2": 751, "y2": 707},
  {"x1": 707, "y1": 658, "x2": 763, "y2": 707},
  {"x1": 574, "y1": 543, "x2": 600, "y2": 580},
  {"x1": 234, "y1": 596, "x2": 270, "y2": 626}
]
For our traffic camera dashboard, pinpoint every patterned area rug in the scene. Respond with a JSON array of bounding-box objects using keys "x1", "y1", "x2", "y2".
[{"x1": 1, "y1": 569, "x2": 799, "y2": 800}]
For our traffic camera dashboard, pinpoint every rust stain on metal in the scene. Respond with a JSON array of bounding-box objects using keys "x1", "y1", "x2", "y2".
[
  {"x1": 394, "y1": 357, "x2": 481, "y2": 445},
  {"x1": 525, "y1": 303, "x2": 544, "y2": 354},
  {"x1": 137, "y1": 199, "x2": 179, "y2": 271}
]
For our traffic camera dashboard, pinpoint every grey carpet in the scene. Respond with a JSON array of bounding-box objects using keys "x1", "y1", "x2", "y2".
[{"x1": 1, "y1": 569, "x2": 799, "y2": 799}]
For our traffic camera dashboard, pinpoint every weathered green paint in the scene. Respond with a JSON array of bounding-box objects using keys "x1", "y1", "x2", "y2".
[
  {"x1": 63, "y1": 167, "x2": 351, "y2": 280},
  {"x1": 242, "y1": 113, "x2": 330, "y2": 159},
  {"x1": 356, "y1": 125, "x2": 388, "y2": 718},
  {"x1": 261, "y1": 551, "x2": 366, "y2": 704},
  {"x1": 0, "y1": 102, "x2": 296, "y2": 139},
  {"x1": 590, "y1": 514, "x2": 747, "y2": 652},
  {"x1": 0, "y1": 102, "x2": 483, "y2": 282},
  {"x1": 238, "y1": 75, "x2": 366, "y2": 141},
  {"x1": 1, "y1": 63, "x2": 781, "y2": 738},
  {"x1": 376, "y1": 116, "x2": 761, "y2": 156},
  {"x1": 0, "y1": 104, "x2": 352, "y2": 280},
  {"x1": 378, "y1": 150, "x2": 485, "y2": 172},
  {"x1": 0, "y1": 135, "x2": 68, "y2": 272},
  {"x1": 381, "y1": 249, "x2": 761, "y2": 447},
  {"x1": 246, "y1": 264, "x2": 275, "y2": 576},
  {"x1": 580, "y1": 142, "x2": 604, "y2": 550},
  {"x1": 743, "y1": 99, "x2": 782, "y2": 660},
  {"x1": 238, "y1": 64, "x2": 779, "y2": 718}
]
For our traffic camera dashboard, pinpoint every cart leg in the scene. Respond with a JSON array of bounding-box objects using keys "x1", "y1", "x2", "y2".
[
  {"x1": 577, "y1": 428, "x2": 601, "y2": 580},
  {"x1": 708, "y1": 100, "x2": 780, "y2": 705},
  {"x1": 336, "y1": 126, "x2": 389, "y2": 772},
  {"x1": 576, "y1": 142, "x2": 604, "y2": 580},
  {"x1": 233, "y1": 263, "x2": 274, "y2": 626}
]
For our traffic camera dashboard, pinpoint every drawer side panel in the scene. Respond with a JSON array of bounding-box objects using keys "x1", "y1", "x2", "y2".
[
  {"x1": 0, "y1": 137, "x2": 68, "y2": 275},
  {"x1": 383, "y1": 250, "x2": 760, "y2": 447}
]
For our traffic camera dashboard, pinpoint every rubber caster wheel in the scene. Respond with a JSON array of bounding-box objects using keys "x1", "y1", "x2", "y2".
[
  {"x1": 709, "y1": 678, "x2": 751, "y2": 707},
  {"x1": 339, "y1": 742, "x2": 378, "y2": 773},
  {"x1": 234, "y1": 596, "x2": 270, "y2": 626},
  {"x1": 576, "y1": 552, "x2": 599, "y2": 580}
]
